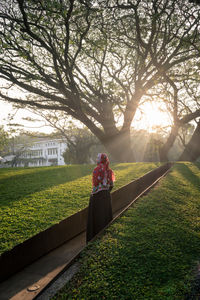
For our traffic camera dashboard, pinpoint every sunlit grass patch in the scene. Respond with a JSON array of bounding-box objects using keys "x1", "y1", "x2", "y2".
[
  {"x1": 53, "y1": 162, "x2": 200, "y2": 299},
  {"x1": 0, "y1": 162, "x2": 159, "y2": 255}
]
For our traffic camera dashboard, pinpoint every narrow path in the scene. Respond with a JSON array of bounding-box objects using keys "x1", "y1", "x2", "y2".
[{"x1": 0, "y1": 233, "x2": 85, "y2": 300}]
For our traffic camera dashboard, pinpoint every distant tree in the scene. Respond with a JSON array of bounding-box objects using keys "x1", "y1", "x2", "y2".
[
  {"x1": 1, "y1": 1, "x2": 200, "y2": 162},
  {"x1": 20, "y1": 111, "x2": 103, "y2": 164},
  {"x1": 62, "y1": 126, "x2": 100, "y2": 164},
  {"x1": 5, "y1": 111, "x2": 105, "y2": 164},
  {"x1": 143, "y1": 133, "x2": 162, "y2": 162},
  {"x1": 178, "y1": 121, "x2": 200, "y2": 161},
  {"x1": 177, "y1": 123, "x2": 195, "y2": 149},
  {"x1": 0, "y1": 126, "x2": 9, "y2": 156},
  {"x1": 130, "y1": 128, "x2": 164, "y2": 162},
  {"x1": 157, "y1": 69, "x2": 200, "y2": 161},
  {"x1": 166, "y1": 123, "x2": 194, "y2": 161},
  {"x1": 9, "y1": 146, "x2": 26, "y2": 167},
  {"x1": 3, "y1": 133, "x2": 33, "y2": 166}
]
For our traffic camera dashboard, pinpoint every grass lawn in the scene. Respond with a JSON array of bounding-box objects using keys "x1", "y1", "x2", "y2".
[
  {"x1": 0, "y1": 162, "x2": 160, "y2": 255},
  {"x1": 53, "y1": 162, "x2": 200, "y2": 300}
]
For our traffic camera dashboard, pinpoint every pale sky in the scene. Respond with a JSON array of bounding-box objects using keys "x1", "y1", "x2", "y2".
[
  {"x1": 0, "y1": 100, "x2": 54, "y2": 134},
  {"x1": 0, "y1": 101, "x2": 12, "y2": 123},
  {"x1": 0, "y1": 99, "x2": 172, "y2": 135},
  {"x1": 0, "y1": 73, "x2": 173, "y2": 134}
]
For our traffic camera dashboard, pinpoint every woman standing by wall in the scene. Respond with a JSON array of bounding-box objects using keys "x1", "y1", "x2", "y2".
[{"x1": 86, "y1": 153, "x2": 115, "y2": 243}]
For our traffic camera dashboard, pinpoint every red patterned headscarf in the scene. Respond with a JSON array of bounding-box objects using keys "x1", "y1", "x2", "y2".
[{"x1": 92, "y1": 153, "x2": 115, "y2": 191}]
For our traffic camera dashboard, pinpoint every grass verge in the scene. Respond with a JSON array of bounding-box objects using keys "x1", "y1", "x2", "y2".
[
  {"x1": 0, "y1": 162, "x2": 159, "y2": 255},
  {"x1": 52, "y1": 162, "x2": 200, "y2": 300}
]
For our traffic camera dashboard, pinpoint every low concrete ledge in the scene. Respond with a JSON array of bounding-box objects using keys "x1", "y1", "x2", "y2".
[
  {"x1": 0, "y1": 162, "x2": 172, "y2": 282},
  {"x1": 0, "y1": 208, "x2": 88, "y2": 282}
]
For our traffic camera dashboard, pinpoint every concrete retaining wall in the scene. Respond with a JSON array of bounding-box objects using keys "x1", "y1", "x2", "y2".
[{"x1": 0, "y1": 163, "x2": 172, "y2": 282}]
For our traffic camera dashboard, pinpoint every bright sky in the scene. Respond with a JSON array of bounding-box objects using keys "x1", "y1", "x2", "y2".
[
  {"x1": 0, "y1": 99, "x2": 172, "y2": 134},
  {"x1": 0, "y1": 100, "x2": 53, "y2": 134},
  {"x1": 132, "y1": 102, "x2": 172, "y2": 132}
]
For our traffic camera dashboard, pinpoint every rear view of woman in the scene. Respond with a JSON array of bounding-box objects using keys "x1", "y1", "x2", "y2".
[{"x1": 86, "y1": 153, "x2": 115, "y2": 243}]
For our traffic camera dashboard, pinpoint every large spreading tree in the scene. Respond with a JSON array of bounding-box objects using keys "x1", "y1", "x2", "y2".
[
  {"x1": 178, "y1": 121, "x2": 200, "y2": 161},
  {"x1": 0, "y1": 0, "x2": 200, "y2": 162},
  {"x1": 156, "y1": 66, "x2": 200, "y2": 161}
]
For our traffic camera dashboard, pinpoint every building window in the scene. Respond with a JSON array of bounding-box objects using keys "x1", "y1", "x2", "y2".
[
  {"x1": 47, "y1": 148, "x2": 58, "y2": 155},
  {"x1": 27, "y1": 150, "x2": 43, "y2": 157}
]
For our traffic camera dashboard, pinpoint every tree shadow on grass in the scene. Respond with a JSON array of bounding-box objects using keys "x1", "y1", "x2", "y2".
[
  {"x1": 66, "y1": 163, "x2": 200, "y2": 299},
  {"x1": 175, "y1": 162, "x2": 200, "y2": 190},
  {"x1": 0, "y1": 163, "x2": 160, "y2": 207},
  {"x1": 104, "y1": 206, "x2": 200, "y2": 298},
  {"x1": 104, "y1": 165, "x2": 200, "y2": 298},
  {"x1": 0, "y1": 165, "x2": 94, "y2": 207},
  {"x1": 194, "y1": 162, "x2": 200, "y2": 170},
  {"x1": 112, "y1": 162, "x2": 161, "y2": 171},
  {"x1": 0, "y1": 163, "x2": 163, "y2": 256}
]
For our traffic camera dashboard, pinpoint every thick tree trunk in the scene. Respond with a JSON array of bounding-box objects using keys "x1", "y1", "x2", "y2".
[
  {"x1": 102, "y1": 130, "x2": 135, "y2": 162},
  {"x1": 159, "y1": 126, "x2": 179, "y2": 162},
  {"x1": 178, "y1": 122, "x2": 200, "y2": 161}
]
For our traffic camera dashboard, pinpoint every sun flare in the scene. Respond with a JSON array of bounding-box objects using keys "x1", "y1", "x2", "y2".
[{"x1": 132, "y1": 102, "x2": 172, "y2": 132}]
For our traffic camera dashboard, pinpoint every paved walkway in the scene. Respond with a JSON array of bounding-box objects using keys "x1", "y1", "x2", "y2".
[
  {"x1": 0, "y1": 206, "x2": 124, "y2": 300},
  {"x1": 0, "y1": 232, "x2": 86, "y2": 300},
  {"x1": 0, "y1": 204, "x2": 125, "y2": 300}
]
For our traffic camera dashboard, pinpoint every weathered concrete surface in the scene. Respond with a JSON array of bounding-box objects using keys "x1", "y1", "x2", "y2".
[
  {"x1": 0, "y1": 232, "x2": 85, "y2": 300},
  {"x1": 36, "y1": 263, "x2": 80, "y2": 300},
  {"x1": 0, "y1": 207, "x2": 87, "y2": 282}
]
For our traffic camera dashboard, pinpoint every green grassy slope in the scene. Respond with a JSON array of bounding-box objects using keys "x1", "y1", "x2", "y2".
[
  {"x1": 0, "y1": 162, "x2": 159, "y2": 255},
  {"x1": 53, "y1": 162, "x2": 200, "y2": 300}
]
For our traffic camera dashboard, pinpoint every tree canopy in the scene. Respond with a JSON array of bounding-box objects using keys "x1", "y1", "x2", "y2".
[{"x1": 0, "y1": 0, "x2": 200, "y2": 161}]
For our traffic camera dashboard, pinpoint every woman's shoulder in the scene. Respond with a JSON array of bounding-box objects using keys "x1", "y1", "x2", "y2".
[
  {"x1": 93, "y1": 165, "x2": 100, "y2": 173},
  {"x1": 93, "y1": 164, "x2": 104, "y2": 172}
]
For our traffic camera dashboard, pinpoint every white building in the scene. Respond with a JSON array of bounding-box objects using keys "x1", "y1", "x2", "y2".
[{"x1": 2, "y1": 138, "x2": 67, "y2": 167}]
